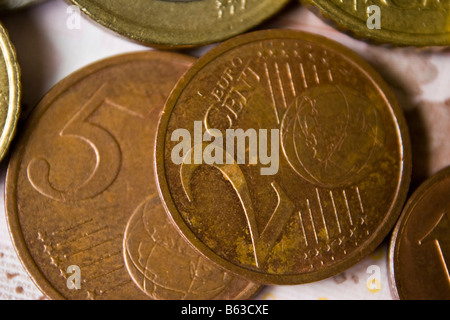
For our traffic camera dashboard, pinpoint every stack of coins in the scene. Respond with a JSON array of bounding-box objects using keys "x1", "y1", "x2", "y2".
[{"x1": 0, "y1": 0, "x2": 448, "y2": 300}]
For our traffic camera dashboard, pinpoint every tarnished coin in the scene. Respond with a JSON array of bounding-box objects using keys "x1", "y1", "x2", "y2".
[
  {"x1": 124, "y1": 195, "x2": 261, "y2": 300},
  {"x1": 69, "y1": 0, "x2": 290, "y2": 48},
  {"x1": 155, "y1": 29, "x2": 412, "y2": 285},
  {"x1": 301, "y1": 0, "x2": 450, "y2": 47},
  {"x1": 389, "y1": 167, "x2": 450, "y2": 300},
  {"x1": 5, "y1": 51, "x2": 258, "y2": 300},
  {"x1": 0, "y1": 21, "x2": 20, "y2": 162}
]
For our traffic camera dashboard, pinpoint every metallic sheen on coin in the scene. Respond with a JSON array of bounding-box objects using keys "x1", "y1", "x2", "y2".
[
  {"x1": 301, "y1": 0, "x2": 450, "y2": 47},
  {"x1": 5, "y1": 51, "x2": 259, "y2": 300},
  {"x1": 389, "y1": 166, "x2": 450, "y2": 300},
  {"x1": 69, "y1": 0, "x2": 290, "y2": 48},
  {"x1": 124, "y1": 195, "x2": 261, "y2": 300},
  {"x1": 155, "y1": 29, "x2": 412, "y2": 285},
  {"x1": 0, "y1": 21, "x2": 20, "y2": 162}
]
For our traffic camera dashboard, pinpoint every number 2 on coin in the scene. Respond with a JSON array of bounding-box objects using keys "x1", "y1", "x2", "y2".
[
  {"x1": 418, "y1": 212, "x2": 450, "y2": 283},
  {"x1": 181, "y1": 155, "x2": 295, "y2": 267}
]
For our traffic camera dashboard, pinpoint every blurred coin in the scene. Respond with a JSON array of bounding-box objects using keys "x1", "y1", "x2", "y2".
[
  {"x1": 301, "y1": 0, "x2": 450, "y2": 47},
  {"x1": 5, "y1": 51, "x2": 258, "y2": 300},
  {"x1": 0, "y1": 21, "x2": 19, "y2": 162},
  {"x1": 155, "y1": 29, "x2": 412, "y2": 285},
  {"x1": 0, "y1": 0, "x2": 46, "y2": 10},
  {"x1": 70, "y1": 0, "x2": 290, "y2": 48},
  {"x1": 389, "y1": 166, "x2": 450, "y2": 300}
]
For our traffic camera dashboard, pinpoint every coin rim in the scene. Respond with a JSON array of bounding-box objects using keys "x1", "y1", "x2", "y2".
[
  {"x1": 0, "y1": 22, "x2": 20, "y2": 163},
  {"x1": 155, "y1": 29, "x2": 412, "y2": 285},
  {"x1": 5, "y1": 50, "x2": 199, "y2": 300},
  {"x1": 301, "y1": 0, "x2": 450, "y2": 47},
  {"x1": 389, "y1": 166, "x2": 450, "y2": 300},
  {"x1": 69, "y1": 0, "x2": 291, "y2": 48}
]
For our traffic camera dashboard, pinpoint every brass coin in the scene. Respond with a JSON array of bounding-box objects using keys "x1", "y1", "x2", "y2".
[
  {"x1": 0, "y1": 21, "x2": 20, "y2": 162},
  {"x1": 69, "y1": 0, "x2": 290, "y2": 48},
  {"x1": 301, "y1": 0, "x2": 450, "y2": 47},
  {"x1": 389, "y1": 167, "x2": 450, "y2": 300},
  {"x1": 155, "y1": 29, "x2": 412, "y2": 285},
  {"x1": 5, "y1": 51, "x2": 258, "y2": 300}
]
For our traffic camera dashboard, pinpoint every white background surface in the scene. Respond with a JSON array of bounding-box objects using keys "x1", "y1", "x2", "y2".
[{"x1": 0, "y1": 0, "x2": 449, "y2": 300}]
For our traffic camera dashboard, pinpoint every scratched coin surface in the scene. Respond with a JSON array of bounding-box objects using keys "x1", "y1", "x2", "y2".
[
  {"x1": 0, "y1": 22, "x2": 20, "y2": 162},
  {"x1": 124, "y1": 195, "x2": 261, "y2": 300},
  {"x1": 155, "y1": 29, "x2": 411, "y2": 285},
  {"x1": 389, "y1": 167, "x2": 450, "y2": 300},
  {"x1": 70, "y1": 0, "x2": 290, "y2": 48},
  {"x1": 5, "y1": 51, "x2": 258, "y2": 300},
  {"x1": 301, "y1": 0, "x2": 450, "y2": 46}
]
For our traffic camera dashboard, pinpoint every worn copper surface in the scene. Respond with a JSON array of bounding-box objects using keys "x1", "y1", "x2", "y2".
[
  {"x1": 5, "y1": 51, "x2": 259, "y2": 300},
  {"x1": 70, "y1": 0, "x2": 290, "y2": 48},
  {"x1": 301, "y1": 0, "x2": 450, "y2": 46},
  {"x1": 155, "y1": 29, "x2": 412, "y2": 285},
  {"x1": 0, "y1": 21, "x2": 20, "y2": 163},
  {"x1": 124, "y1": 195, "x2": 261, "y2": 300},
  {"x1": 390, "y1": 166, "x2": 450, "y2": 300}
]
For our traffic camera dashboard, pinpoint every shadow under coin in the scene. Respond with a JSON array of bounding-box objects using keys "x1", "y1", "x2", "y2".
[{"x1": 1, "y1": 2, "x2": 55, "y2": 120}]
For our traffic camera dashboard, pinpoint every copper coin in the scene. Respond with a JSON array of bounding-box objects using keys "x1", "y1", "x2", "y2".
[
  {"x1": 5, "y1": 51, "x2": 259, "y2": 300},
  {"x1": 124, "y1": 195, "x2": 261, "y2": 300},
  {"x1": 0, "y1": 21, "x2": 20, "y2": 163},
  {"x1": 155, "y1": 29, "x2": 412, "y2": 285},
  {"x1": 389, "y1": 166, "x2": 450, "y2": 300}
]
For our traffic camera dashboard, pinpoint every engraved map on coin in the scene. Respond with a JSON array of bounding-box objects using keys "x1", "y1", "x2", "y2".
[
  {"x1": 5, "y1": 51, "x2": 260, "y2": 300},
  {"x1": 390, "y1": 167, "x2": 450, "y2": 300},
  {"x1": 304, "y1": 0, "x2": 450, "y2": 46},
  {"x1": 124, "y1": 196, "x2": 259, "y2": 300},
  {"x1": 281, "y1": 85, "x2": 385, "y2": 188},
  {"x1": 156, "y1": 30, "x2": 411, "y2": 285}
]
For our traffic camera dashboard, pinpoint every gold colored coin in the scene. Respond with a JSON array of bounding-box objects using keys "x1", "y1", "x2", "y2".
[
  {"x1": 0, "y1": 21, "x2": 19, "y2": 162},
  {"x1": 5, "y1": 51, "x2": 258, "y2": 300},
  {"x1": 389, "y1": 166, "x2": 450, "y2": 300},
  {"x1": 301, "y1": 0, "x2": 450, "y2": 46},
  {"x1": 70, "y1": 0, "x2": 290, "y2": 48},
  {"x1": 155, "y1": 29, "x2": 412, "y2": 285}
]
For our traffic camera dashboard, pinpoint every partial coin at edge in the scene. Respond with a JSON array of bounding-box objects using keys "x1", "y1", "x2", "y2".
[{"x1": 389, "y1": 166, "x2": 450, "y2": 300}]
